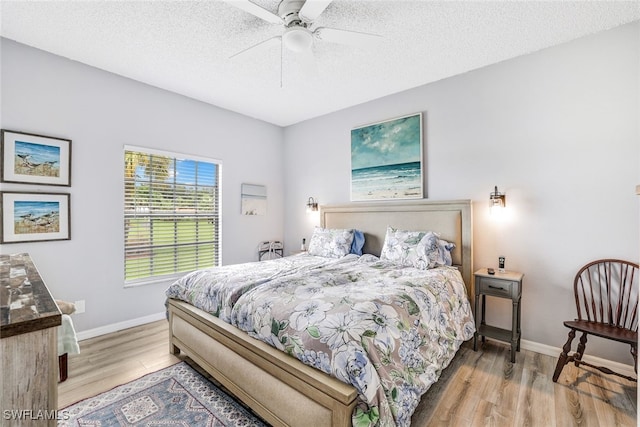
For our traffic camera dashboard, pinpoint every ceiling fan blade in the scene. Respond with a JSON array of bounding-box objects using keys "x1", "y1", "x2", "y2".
[
  {"x1": 229, "y1": 36, "x2": 281, "y2": 59},
  {"x1": 222, "y1": 0, "x2": 283, "y2": 24},
  {"x1": 299, "y1": 0, "x2": 333, "y2": 22},
  {"x1": 314, "y1": 27, "x2": 382, "y2": 47}
]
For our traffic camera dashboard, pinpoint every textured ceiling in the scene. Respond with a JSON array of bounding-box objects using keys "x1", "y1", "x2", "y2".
[{"x1": 1, "y1": 1, "x2": 639, "y2": 126}]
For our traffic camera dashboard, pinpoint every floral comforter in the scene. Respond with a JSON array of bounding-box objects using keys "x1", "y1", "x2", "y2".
[
  {"x1": 167, "y1": 254, "x2": 474, "y2": 427},
  {"x1": 166, "y1": 253, "x2": 359, "y2": 322},
  {"x1": 231, "y1": 256, "x2": 474, "y2": 427}
]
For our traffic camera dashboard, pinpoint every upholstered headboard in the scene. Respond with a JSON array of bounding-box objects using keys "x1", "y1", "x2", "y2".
[{"x1": 320, "y1": 199, "x2": 473, "y2": 299}]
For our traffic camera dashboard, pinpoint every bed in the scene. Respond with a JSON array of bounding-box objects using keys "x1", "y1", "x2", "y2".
[{"x1": 166, "y1": 199, "x2": 473, "y2": 427}]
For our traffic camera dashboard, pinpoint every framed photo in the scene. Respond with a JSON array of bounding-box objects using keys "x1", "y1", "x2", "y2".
[
  {"x1": 1, "y1": 192, "x2": 71, "y2": 243},
  {"x1": 351, "y1": 113, "x2": 423, "y2": 201},
  {"x1": 241, "y1": 183, "x2": 267, "y2": 215},
  {"x1": 1, "y1": 129, "x2": 72, "y2": 186}
]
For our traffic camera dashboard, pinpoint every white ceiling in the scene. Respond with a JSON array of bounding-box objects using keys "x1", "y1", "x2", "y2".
[{"x1": 1, "y1": 1, "x2": 639, "y2": 127}]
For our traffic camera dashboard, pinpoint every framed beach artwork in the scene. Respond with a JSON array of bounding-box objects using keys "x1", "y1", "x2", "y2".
[
  {"x1": 1, "y1": 192, "x2": 71, "y2": 243},
  {"x1": 1, "y1": 129, "x2": 72, "y2": 186},
  {"x1": 241, "y1": 183, "x2": 267, "y2": 215},
  {"x1": 351, "y1": 113, "x2": 423, "y2": 201}
]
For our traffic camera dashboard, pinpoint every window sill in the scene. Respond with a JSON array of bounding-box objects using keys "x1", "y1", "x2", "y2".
[{"x1": 124, "y1": 273, "x2": 186, "y2": 288}]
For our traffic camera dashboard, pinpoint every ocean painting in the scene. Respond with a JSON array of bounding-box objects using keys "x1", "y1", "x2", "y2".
[
  {"x1": 1, "y1": 130, "x2": 71, "y2": 186},
  {"x1": 351, "y1": 113, "x2": 423, "y2": 201},
  {"x1": 13, "y1": 200, "x2": 60, "y2": 234},
  {"x1": 1, "y1": 192, "x2": 70, "y2": 243},
  {"x1": 14, "y1": 140, "x2": 61, "y2": 178}
]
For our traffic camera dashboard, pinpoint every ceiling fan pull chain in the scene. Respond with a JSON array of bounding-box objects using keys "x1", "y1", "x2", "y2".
[{"x1": 280, "y1": 37, "x2": 284, "y2": 89}]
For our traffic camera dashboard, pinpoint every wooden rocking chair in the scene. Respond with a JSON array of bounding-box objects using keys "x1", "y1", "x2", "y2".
[{"x1": 552, "y1": 259, "x2": 638, "y2": 383}]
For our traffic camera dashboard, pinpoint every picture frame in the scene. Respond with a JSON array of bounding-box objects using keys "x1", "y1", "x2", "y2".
[
  {"x1": 241, "y1": 183, "x2": 267, "y2": 215},
  {"x1": 1, "y1": 192, "x2": 71, "y2": 243},
  {"x1": 1, "y1": 129, "x2": 72, "y2": 186},
  {"x1": 351, "y1": 113, "x2": 423, "y2": 201}
]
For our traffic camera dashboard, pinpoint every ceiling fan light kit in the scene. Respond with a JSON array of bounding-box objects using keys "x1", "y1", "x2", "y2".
[
  {"x1": 226, "y1": 0, "x2": 381, "y2": 58},
  {"x1": 283, "y1": 27, "x2": 313, "y2": 52}
]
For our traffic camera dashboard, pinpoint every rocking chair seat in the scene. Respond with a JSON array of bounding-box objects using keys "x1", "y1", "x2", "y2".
[{"x1": 563, "y1": 320, "x2": 637, "y2": 345}]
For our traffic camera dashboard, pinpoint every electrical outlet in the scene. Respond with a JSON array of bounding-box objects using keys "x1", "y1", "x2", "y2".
[{"x1": 75, "y1": 300, "x2": 85, "y2": 314}]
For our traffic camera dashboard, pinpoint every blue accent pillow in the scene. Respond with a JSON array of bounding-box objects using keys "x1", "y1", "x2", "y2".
[{"x1": 350, "y1": 229, "x2": 365, "y2": 255}]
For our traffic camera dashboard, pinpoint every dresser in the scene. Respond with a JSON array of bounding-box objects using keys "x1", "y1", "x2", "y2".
[
  {"x1": 473, "y1": 268, "x2": 524, "y2": 363},
  {"x1": 1, "y1": 253, "x2": 61, "y2": 426}
]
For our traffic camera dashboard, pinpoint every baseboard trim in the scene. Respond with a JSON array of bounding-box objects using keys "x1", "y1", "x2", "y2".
[
  {"x1": 76, "y1": 312, "x2": 166, "y2": 341},
  {"x1": 520, "y1": 339, "x2": 636, "y2": 378},
  {"x1": 75, "y1": 313, "x2": 635, "y2": 378}
]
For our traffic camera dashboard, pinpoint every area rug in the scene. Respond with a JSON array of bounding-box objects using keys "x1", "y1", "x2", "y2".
[{"x1": 59, "y1": 362, "x2": 267, "y2": 426}]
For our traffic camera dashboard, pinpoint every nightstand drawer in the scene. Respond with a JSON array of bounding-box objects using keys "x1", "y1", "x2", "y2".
[{"x1": 477, "y1": 277, "x2": 518, "y2": 298}]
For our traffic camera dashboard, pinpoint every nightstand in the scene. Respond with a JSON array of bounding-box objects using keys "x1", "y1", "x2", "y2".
[{"x1": 473, "y1": 268, "x2": 524, "y2": 363}]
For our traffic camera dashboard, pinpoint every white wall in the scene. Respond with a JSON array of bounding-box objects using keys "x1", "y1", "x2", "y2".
[
  {"x1": 283, "y1": 22, "x2": 640, "y2": 365},
  {"x1": 1, "y1": 22, "x2": 638, "y2": 365},
  {"x1": 0, "y1": 38, "x2": 285, "y2": 333}
]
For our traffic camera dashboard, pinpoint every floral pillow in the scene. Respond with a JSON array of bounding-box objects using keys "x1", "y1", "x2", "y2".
[
  {"x1": 415, "y1": 232, "x2": 456, "y2": 269},
  {"x1": 380, "y1": 227, "x2": 427, "y2": 267},
  {"x1": 436, "y1": 238, "x2": 456, "y2": 266},
  {"x1": 307, "y1": 227, "x2": 355, "y2": 258},
  {"x1": 381, "y1": 227, "x2": 456, "y2": 269}
]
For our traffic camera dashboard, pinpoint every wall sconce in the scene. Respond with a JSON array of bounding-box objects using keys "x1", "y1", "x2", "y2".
[
  {"x1": 489, "y1": 186, "x2": 506, "y2": 214},
  {"x1": 306, "y1": 197, "x2": 318, "y2": 213}
]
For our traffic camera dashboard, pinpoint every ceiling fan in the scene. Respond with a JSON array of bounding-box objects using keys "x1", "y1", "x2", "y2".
[{"x1": 224, "y1": 0, "x2": 381, "y2": 59}]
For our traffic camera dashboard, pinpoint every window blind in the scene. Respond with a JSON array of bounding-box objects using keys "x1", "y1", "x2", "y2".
[{"x1": 124, "y1": 147, "x2": 220, "y2": 284}]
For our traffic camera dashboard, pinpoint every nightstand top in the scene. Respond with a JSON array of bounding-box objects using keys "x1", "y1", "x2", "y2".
[{"x1": 475, "y1": 268, "x2": 524, "y2": 282}]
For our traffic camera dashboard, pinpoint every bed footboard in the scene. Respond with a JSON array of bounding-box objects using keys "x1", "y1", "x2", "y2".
[{"x1": 167, "y1": 298, "x2": 357, "y2": 427}]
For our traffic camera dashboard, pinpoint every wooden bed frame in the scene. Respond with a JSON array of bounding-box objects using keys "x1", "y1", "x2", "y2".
[{"x1": 167, "y1": 199, "x2": 473, "y2": 427}]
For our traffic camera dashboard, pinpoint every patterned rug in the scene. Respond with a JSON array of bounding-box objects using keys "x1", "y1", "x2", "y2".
[{"x1": 59, "y1": 362, "x2": 267, "y2": 426}]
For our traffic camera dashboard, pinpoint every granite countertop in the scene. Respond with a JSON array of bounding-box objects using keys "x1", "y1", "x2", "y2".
[{"x1": 0, "y1": 253, "x2": 61, "y2": 338}]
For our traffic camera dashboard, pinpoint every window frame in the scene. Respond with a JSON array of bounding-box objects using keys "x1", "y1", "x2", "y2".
[{"x1": 123, "y1": 145, "x2": 222, "y2": 287}]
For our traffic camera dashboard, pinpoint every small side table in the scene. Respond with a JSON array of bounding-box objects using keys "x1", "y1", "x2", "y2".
[{"x1": 473, "y1": 268, "x2": 524, "y2": 363}]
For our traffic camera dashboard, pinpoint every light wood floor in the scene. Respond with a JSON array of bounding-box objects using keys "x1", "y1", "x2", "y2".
[{"x1": 58, "y1": 320, "x2": 637, "y2": 426}]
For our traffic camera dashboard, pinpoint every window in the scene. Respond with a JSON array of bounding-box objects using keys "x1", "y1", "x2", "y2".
[{"x1": 124, "y1": 146, "x2": 221, "y2": 285}]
